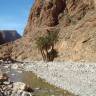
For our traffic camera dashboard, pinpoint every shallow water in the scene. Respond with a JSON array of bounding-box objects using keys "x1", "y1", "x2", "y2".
[
  {"x1": 9, "y1": 70, "x2": 65, "y2": 96},
  {"x1": 1, "y1": 64, "x2": 75, "y2": 96}
]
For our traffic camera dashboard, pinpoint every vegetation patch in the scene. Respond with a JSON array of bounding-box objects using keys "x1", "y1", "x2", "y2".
[{"x1": 36, "y1": 30, "x2": 59, "y2": 62}]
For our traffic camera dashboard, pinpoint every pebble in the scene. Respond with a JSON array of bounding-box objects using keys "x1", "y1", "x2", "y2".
[
  {"x1": 0, "y1": 69, "x2": 33, "y2": 96},
  {"x1": 3, "y1": 81, "x2": 10, "y2": 85},
  {"x1": 23, "y1": 61, "x2": 96, "y2": 96}
]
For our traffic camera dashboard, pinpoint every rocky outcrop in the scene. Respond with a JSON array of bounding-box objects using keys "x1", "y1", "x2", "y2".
[
  {"x1": 0, "y1": 80, "x2": 33, "y2": 96},
  {"x1": 0, "y1": 69, "x2": 33, "y2": 96},
  {"x1": 24, "y1": 0, "x2": 95, "y2": 35}
]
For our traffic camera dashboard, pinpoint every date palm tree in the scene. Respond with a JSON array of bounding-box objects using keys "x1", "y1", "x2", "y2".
[{"x1": 36, "y1": 30, "x2": 59, "y2": 61}]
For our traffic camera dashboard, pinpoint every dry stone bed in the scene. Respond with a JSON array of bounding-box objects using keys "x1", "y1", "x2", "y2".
[
  {"x1": 0, "y1": 69, "x2": 33, "y2": 96},
  {"x1": 23, "y1": 61, "x2": 96, "y2": 96}
]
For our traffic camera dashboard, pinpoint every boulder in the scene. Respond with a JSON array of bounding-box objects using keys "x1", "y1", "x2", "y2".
[
  {"x1": 12, "y1": 82, "x2": 33, "y2": 96},
  {"x1": 21, "y1": 91, "x2": 32, "y2": 96},
  {"x1": 0, "y1": 70, "x2": 8, "y2": 83},
  {"x1": 11, "y1": 64, "x2": 18, "y2": 69},
  {"x1": 13, "y1": 82, "x2": 26, "y2": 91}
]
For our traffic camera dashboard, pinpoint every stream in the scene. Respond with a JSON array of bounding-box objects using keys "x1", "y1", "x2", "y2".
[{"x1": 0, "y1": 63, "x2": 73, "y2": 96}]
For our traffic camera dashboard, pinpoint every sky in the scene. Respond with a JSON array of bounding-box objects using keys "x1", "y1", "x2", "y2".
[{"x1": 0, "y1": 0, "x2": 35, "y2": 35}]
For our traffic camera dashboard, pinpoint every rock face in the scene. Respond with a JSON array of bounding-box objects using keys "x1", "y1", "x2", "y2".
[
  {"x1": 0, "y1": 30, "x2": 21, "y2": 45},
  {"x1": 0, "y1": 0, "x2": 96, "y2": 62},
  {"x1": 24, "y1": 0, "x2": 95, "y2": 34},
  {"x1": 23, "y1": 0, "x2": 96, "y2": 61}
]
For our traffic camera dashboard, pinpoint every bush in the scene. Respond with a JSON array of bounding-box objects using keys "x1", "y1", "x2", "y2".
[{"x1": 36, "y1": 30, "x2": 59, "y2": 61}]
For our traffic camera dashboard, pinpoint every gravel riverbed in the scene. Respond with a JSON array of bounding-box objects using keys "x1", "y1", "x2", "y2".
[
  {"x1": 23, "y1": 61, "x2": 96, "y2": 96},
  {"x1": 0, "y1": 62, "x2": 75, "y2": 96}
]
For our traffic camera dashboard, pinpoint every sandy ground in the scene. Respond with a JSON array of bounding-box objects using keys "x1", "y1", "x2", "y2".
[{"x1": 23, "y1": 61, "x2": 96, "y2": 96}]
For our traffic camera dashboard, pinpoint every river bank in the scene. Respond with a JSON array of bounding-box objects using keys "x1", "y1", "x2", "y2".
[
  {"x1": 1, "y1": 60, "x2": 96, "y2": 96},
  {"x1": 22, "y1": 61, "x2": 96, "y2": 96},
  {"x1": 0, "y1": 62, "x2": 75, "y2": 96}
]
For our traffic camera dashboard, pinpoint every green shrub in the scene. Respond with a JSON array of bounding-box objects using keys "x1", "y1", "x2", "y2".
[{"x1": 36, "y1": 30, "x2": 59, "y2": 61}]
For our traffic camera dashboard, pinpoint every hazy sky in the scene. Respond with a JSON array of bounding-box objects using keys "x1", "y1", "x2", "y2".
[{"x1": 0, "y1": 0, "x2": 35, "y2": 35}]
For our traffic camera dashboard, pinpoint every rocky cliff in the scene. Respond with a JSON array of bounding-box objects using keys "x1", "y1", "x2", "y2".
[
  {"x1": 0, "y1": 0, "x2": 96, "y2": 62},
  {"x1": 25, "y1": 0, "x2": 95, "y2": 34}
]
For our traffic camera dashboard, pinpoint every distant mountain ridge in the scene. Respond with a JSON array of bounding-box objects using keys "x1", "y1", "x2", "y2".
[{"x1": 0, "y1": 30, "x2": 21, "y2": 44}]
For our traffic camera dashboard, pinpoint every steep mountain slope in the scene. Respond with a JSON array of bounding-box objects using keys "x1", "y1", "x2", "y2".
[
  {"x1": 23, "y1": 0, "x2": 96, "y2": 61},
  {"x1": 24, "y1": 0, "x2": 95, "y2": 34},
  {"x1": 0, "y1": 0, "x2": 96, "y2": 62}
]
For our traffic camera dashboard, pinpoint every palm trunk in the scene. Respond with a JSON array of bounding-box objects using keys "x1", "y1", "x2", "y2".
[
  {"x1": 52, "y1": 44, "x2": 54, "y2": 50},
  {"x1": 51, "y1": 44, "x2": 54, "y2": 61},
  {"x1": 40, "y1": 49, "x2": 46, "y2": 61},
  {"x1": 45, "y1": 47, "x2": 49, "y2": 62}
]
